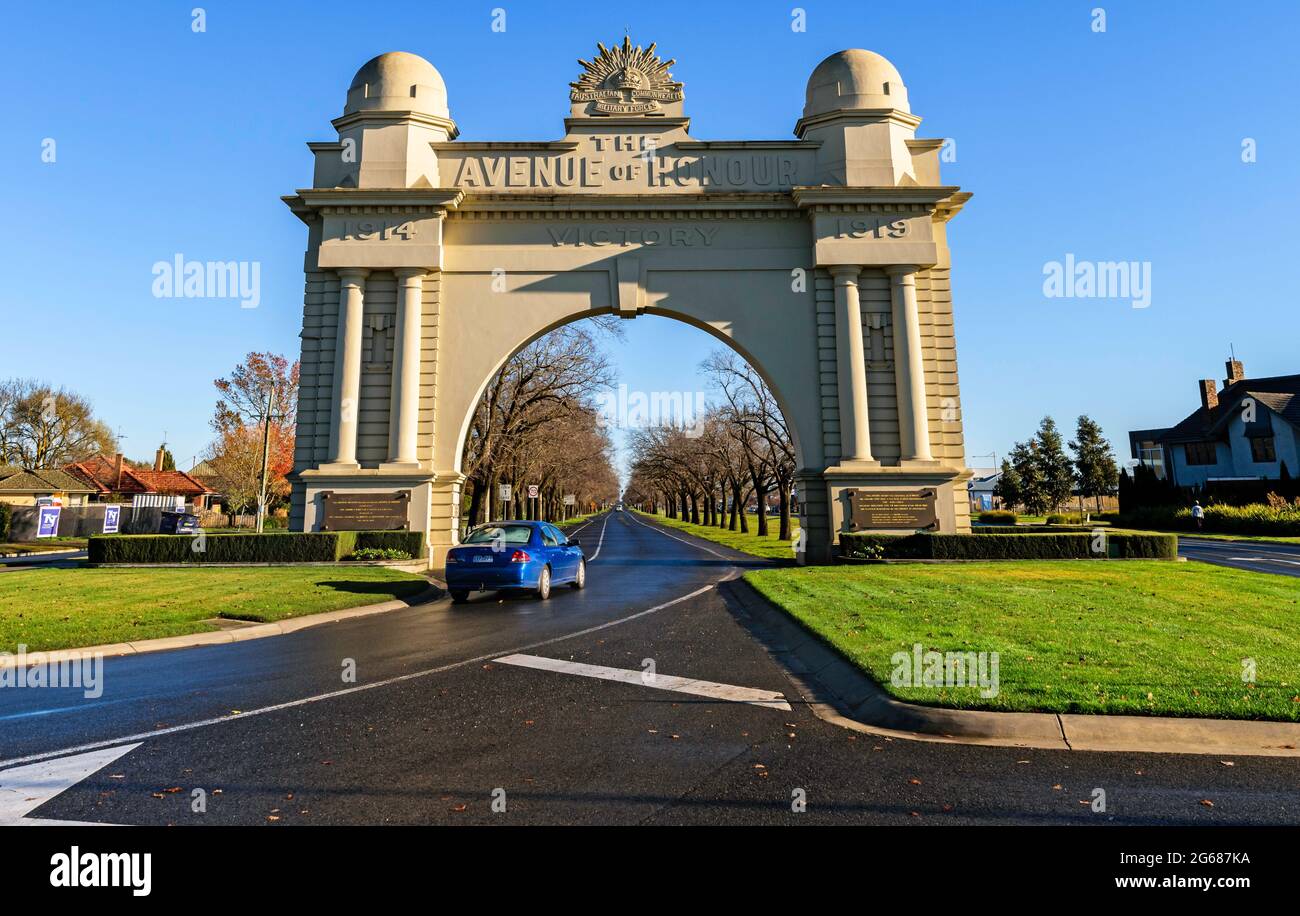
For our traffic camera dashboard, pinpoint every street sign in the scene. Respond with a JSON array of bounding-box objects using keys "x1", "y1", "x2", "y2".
[
  {"x1": 498, "y1": 484, "x2": 512, "y2": 502},
  {"x1": 36, "y1": 505, "x2": 61, "y2": 538},
  {"x1": 563, "y1": 494, "x2": 576, "y2": 506},
  {"x1": 103, "y1": 504, "x2": 121, "y2": 534},
  {"x1": 527, "y1": 484, "x2": 539, "y2": 499}
]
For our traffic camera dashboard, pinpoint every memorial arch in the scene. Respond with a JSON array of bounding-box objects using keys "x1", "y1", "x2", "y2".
[{"x1": 284, "y1": 40, "x2": 973, "y2": 566}]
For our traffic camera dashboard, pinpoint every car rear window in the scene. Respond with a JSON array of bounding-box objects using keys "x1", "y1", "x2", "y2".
[{"x1": 463, "y1": 525, "x2": 533, "y2": 545}]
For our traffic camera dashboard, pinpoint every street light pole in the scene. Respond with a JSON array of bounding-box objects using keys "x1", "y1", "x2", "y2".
[{"x1": 256, "y1": 384, "x2": 275, "y2": 534}]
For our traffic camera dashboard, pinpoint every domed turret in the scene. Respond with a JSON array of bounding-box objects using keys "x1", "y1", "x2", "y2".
[
  {"x1": 803, "y1": 49, "x2": 909, "y2": 118},
  {"x1": 345, "y1": 51, "x2": 450, "y2": 119}
]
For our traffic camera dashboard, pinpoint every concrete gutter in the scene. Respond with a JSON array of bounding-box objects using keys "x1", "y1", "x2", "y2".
[
  {"x1": 0, "y1": 548, "x2": 83, "y2": 560},
  {"x1": 0, "y1": 583, "x2": 445, "y2": 668},
  {"x1": 724, "y1": 578, "x2": 1300, "y2": 758}
]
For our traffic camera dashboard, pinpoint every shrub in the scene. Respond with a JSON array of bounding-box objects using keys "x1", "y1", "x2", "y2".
[
  {"x1": 346, "y1": 547, "x2": 413, "y2": 561},
  {"x1": 89, "y1": 530, "x2": 425, "y2": 564},
  {"x1": 0, "y1": 503, "x2": 10, "y2": 541},
  {"x1": 1045, "y1": 513, "x2": 1084, "y2": 525},
  {"x1": 977, "y1": 510, "x2": 1017, "y2": 525},
  {"x1": 1119, "y1": 502, "x2": 1300, "y2": 536},
  {"x1": 839, "y1": 531, "x2": 1176, "y2": 561}
]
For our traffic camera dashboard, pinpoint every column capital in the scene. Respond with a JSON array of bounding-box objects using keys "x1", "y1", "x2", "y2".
[
  {"x1": 885, "y1": 264, "x2": 920, "y2": 279},
  {"x1": 829, "y1": 265, "x2": 862, "y2": 282},
  {"x1": 336, "y1": 267, "x2": 370, "y2": 284},
  {"x1": 393, "y1": 267, "x2": 430, "y2": 283}
]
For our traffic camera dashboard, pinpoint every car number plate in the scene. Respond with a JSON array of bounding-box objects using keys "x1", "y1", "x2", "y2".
[{"x1": 473, "y1": 555, "x2": 493, "y2": 563}]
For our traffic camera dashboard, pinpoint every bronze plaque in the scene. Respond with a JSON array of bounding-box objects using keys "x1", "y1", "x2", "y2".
[
  {"x1": 320, "y1": 490, "x2": 411, "y2": 531},
  {"x1": 844, "y1": 488, "x2": 937, "y2": 531}
]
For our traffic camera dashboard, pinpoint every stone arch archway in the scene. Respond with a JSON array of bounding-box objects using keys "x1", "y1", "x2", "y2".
[{"x1": 285, "y1": 42, "x2": 973, "y2": 567}]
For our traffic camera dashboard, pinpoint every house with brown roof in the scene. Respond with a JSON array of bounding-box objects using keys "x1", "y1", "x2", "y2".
[
  {"x1": 65, "y1": 450, "x2": 215, "y2": 509},
  {"x1": 0, "y1": 467, "x2": 98, "y2": 506},
  {"x1": 1129, "y1": 360, "x2": 1300, "y2": 488}
]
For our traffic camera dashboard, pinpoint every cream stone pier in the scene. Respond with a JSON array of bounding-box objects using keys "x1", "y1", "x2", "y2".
[{"x1": 284, "y1": 41, "x2": 973, "y2": 566}]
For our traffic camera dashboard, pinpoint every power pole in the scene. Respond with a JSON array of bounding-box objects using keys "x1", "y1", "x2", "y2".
[{"x1": 256, "y1": 384, "x2": 275, "y2": 534}]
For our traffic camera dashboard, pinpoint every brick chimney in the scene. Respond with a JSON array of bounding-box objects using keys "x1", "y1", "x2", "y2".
[
  {"x1": 1198, "y1": 379, "x2": 1218, "y2": 411},
  {"x1": 1224, "y1": 359, "x2": 1246, "y2": 387},
  {"x1": 113, "y1": 452, "x2": 124, "y2": 489},
  {"x1": 154, "y1": 447, "x2": 165, "y2": 471}
]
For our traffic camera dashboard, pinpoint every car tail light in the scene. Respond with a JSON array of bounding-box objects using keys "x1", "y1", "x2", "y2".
[
  {"x1": 510, "y1": 550, "x2": 530, "y2": 563},
  {"x1": 445, "y1": 552, "x2": 459, "y2": 563}
]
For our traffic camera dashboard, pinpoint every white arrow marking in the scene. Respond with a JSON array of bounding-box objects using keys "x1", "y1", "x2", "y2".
[
  {"x1": 495, "y1": 654, "x2": 793, "y2": 710},
  {"x1": 1227, "y1": 556, "x2": 1300, "y2": 566},
  {"x1": 0, "y1": 743, "x2": 140, "y2": 825}
]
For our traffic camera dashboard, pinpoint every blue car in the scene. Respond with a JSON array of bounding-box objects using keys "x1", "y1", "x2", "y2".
[{"x1": 444, "y1": 520, "x2": 586, "y2": 603}]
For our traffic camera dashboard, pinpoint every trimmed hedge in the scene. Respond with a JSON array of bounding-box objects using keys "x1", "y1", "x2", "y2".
[
  {"x1": 977, "y1": 510, "x2": 1017, "y2": 524},
  {"x1": 840, "y1": 531, "x2": 1176, "y2": 561},
  {"x1": 88, "y1": 530, "x2": 425, "y2": 564}
]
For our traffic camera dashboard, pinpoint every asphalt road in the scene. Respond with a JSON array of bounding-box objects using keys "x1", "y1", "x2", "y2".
[
  {"x1": 1179, "y1": 536, "x2": 1300, "y2": 577},
  {"x1": 2, "y1": 511, "x2": 1298, "y2": 826}
]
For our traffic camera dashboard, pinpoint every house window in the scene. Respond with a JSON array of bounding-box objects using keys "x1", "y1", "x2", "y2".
[
  {"x1": 1184, "y1": 441, "x2": 1218, "y2": 466},
  {"x1": 1250, "y1": 436, "x2": 1277, "y2": 463}
]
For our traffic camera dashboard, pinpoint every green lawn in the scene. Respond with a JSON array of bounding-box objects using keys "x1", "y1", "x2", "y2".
[
  {"x1": 0, "y1": 566, "x2": 430, "y2": 652},
  {"x1": 637, "y1": 509, "x2": 799, "y2": 561},
  {"x1": 747, "y1": 561, "x2": 1300, "y2": 720}
]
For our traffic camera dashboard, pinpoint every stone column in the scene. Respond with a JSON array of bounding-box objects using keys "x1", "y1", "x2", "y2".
[
  {"x1": 888, "y1": 266, "x2": 933, "y2": 462},
  {"x1": 831, "y1": 266, "x2": 874, "y2": 463},
  {"x1": 326, "y1": 268, "x2": 368, "y2": 467},
  {"x1": 385, "y1": 268, "x2": 427, "y2": 467}
]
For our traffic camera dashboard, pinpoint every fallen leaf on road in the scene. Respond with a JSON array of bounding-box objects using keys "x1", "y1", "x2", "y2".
[
  {"x1": 108, "y1": 774, "x2": 125, "y2": 780},
  {"x1": 1052, "y1": 784, "x2": 1062, "y2": 790},
  {"x1": 451, "y1": 803, "x2": 468, "y2": 812},
  {"x1": 1219, "y1": 761, "x2": 1235, "y2": 767},
  {"x1": 267, "y1": 815, "x2": 280, "y2": 822},
  {"x1": 908, "y1": 778, "x2": 922, "y2": 785},
  {"x1": 1200, "y1": 799, "x2": 1214, "y2": 807}
]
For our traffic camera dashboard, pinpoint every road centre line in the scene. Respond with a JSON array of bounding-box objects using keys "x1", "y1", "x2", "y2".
[
  {"x1": 494, "y1": 653, "x2": 793, "y2": 711},
  {"x1": 0, "y1": 583, "x2": 717, "y2": 770}
]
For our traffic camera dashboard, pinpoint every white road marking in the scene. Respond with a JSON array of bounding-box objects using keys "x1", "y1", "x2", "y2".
[
  {"x1": 624, "y1": 510, "x2": 730, "y2": 559},
  {"x1": 1226, "y1": 556, "x2": 1300, "y2": 566},
  {"x1": 0, "y1": 743, "x2": 140, "y2": 825},
  {"x1": 0, "y1": 584, "x2": 717, "y2": 770},
  {"x1": 494, "y1": 653, "x2": 793, "y2": 711},
  {"x1": 587, "y1": 513, "x2": 610, "y2": 561}
]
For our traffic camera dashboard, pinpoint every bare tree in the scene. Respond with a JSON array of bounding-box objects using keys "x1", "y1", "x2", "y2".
[{"x1": 0, "y1": 378, "x2": 117, "y2": 467}]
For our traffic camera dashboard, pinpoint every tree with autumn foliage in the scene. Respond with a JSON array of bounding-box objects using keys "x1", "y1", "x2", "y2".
[{"x1": 203, "y1": 353, "x2": 298, "y2": 515}]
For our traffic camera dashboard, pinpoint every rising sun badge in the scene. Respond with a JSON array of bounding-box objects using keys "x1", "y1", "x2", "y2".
[{"x1": 570, "y1": 37, "x2": 684, "y2": 115}]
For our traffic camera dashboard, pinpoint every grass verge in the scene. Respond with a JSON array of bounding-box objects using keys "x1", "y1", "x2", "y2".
[
  {"x1": 637, "y1": 509, "x2": 798, "y2": 561},
  {"x1": 746, "y1": 561, "x2": 1300, "y2": 720},
  {"x1": 0, "y1": 566, "x2": 430, "y2": 652}
]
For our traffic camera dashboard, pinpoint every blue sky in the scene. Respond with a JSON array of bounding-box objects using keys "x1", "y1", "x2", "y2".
[{"x1": 4, "y1": 1, "x2": 1297, "y2": 473}]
